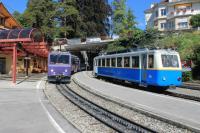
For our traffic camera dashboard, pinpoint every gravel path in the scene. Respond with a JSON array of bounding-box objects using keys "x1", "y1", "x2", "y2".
[
  {"x1": 44, "y1": 83, "x2": 115, "y2": 133},
  {"x1": 71, "y1": 76, "x2": 194, "y2": 133}
]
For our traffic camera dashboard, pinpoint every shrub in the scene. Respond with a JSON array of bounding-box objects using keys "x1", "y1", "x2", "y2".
[{"x1": 182, "y1": 71, "x2": 192, "y2": 82}]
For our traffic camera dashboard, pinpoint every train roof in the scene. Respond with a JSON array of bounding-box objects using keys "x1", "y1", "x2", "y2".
[
  {"x1": 95, "y1": 48, "x2": 179, "y2": 59},
  {"x1": 49, "y1": 51, "x2": 71, "y2": 55}
]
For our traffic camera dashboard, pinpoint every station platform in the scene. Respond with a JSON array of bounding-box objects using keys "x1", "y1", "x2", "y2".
[
  {"x1": 0, "y1": 77, "x2": 79, "y2": 133},
  {"x1": 74, "y1": 71, "x2": 200, "y2": 132}
]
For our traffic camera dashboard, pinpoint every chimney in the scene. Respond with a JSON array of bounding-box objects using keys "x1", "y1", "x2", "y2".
[{"x1": 151, "y1": 4, "x2": 155, "y2": 8}]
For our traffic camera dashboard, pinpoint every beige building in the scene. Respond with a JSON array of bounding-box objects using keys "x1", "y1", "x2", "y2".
[{"x1": 145, "y1": 0, "x2": 200, "y2": 31}]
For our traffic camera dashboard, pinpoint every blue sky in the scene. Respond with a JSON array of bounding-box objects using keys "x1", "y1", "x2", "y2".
[{"x1": 1, "y1": 0, "x2": 161, "y2": 29}]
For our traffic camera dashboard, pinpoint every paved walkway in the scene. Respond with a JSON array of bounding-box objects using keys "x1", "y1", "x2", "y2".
[
  {"x1": 0, "y1": 77, "x2": 79, "y2": 133},
  {"x1": 74, "y1": 71, "x2": 200, "y2": 131}
]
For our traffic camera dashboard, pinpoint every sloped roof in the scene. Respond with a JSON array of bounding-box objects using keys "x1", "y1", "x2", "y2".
[
  {"x1": 0, "y1": 2, "x2": 22, "y2": 29},
  {"x1": 145, "y1": 0, "x2": 169, "y2": 13}
]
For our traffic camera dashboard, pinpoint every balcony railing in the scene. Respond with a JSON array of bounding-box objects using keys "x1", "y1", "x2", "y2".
[{"x1": 168, "y1": 9, "x2": 194, "y2": 18}]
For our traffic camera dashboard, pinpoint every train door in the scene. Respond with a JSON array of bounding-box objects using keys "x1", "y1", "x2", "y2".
[
  {"x1": 93, "y1": 59, "x2": 98, "y2": 74},
  {"x1": 141, "y1": 54, "x2": 147, "y2": 84},
  {"x1": 0, "y1": 58, "x2": 6, "y2": 74}
]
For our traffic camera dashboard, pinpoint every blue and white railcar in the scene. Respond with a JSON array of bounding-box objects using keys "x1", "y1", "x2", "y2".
[{"x1": 93, "y1": 49, "x2": 182, "y2": 89}]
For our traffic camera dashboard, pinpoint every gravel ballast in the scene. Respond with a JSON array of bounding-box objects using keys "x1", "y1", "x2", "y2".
[
  {"x1": 71, "y1": 75, "x2": 193, "y2": 133},
  {"x1": 44, "y1": 83, "x2": 115, "y2": 133}
]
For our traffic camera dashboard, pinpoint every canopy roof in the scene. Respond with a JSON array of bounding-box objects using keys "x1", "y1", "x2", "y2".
[
  {"x1": 0, "y1": 28, "x2": 48, "y2": 57},
  {"x1": 0, "y1": 28, "x2": 43, "y2": 42}
]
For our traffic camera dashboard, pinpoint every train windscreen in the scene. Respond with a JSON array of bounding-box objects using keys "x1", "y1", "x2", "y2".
[
  {"x1": 50, "y1": 54, "x2": 70, "y2": 64},
  {"x1": 161, "y1": 55, "x2": 179, "y2": 68}
]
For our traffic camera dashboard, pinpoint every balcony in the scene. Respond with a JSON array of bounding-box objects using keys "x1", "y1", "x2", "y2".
[{"x1": 168, "y1": 9, "x2": 194, "y2": 19}]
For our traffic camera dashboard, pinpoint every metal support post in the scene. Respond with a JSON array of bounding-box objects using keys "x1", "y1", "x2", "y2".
[{"x1": 12, "y1": 44, "x2": 17, "y2": 84}]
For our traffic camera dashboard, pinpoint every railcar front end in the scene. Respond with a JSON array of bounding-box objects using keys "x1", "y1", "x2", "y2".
[
  {"x1": 145, "y1": 53, "x2": 182, "y2": 89},
  {"x1": 48, "y1": 52, "x2": 71, "y2": 83}
]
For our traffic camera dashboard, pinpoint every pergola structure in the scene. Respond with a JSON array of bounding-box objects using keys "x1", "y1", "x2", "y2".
[{"x1": 0, "y1": 28, "x2": 49, "y2": 84}]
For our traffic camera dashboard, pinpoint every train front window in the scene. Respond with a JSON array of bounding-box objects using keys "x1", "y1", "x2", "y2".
[
  {"x1": 50, "y1": 55, "x2": 70, "y2": 64},
  {"x1": 161, "y1": 55, "x2": 179, "y2": 67}
]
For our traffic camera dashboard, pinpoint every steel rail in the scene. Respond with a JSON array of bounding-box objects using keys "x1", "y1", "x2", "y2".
[{"x1": 56, "y1": 83, "x2": 156, "y2": 133}]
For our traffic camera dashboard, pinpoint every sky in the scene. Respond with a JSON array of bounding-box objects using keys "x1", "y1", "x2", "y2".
[{"x1": 1, "y1": 0, "x2": 161, "y2": 30}]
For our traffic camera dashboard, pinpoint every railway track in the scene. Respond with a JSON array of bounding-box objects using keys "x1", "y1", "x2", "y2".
[
  {"x1": 182, "y1": 82, "x2": 200, "y2": 90},
  {"x1": 56, "y1": 83, "x2": 156, "y2": 133}
]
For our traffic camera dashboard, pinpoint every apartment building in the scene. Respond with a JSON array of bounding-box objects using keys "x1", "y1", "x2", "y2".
[{"x1": 145, "y1": 0, "x2": 200, "y2": 31}]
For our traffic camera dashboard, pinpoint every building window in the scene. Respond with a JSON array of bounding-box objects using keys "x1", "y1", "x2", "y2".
[
  {"x1": 160, "y1": 23, "x2": 166, "y2": 29},
  {"x1": 0, "y1": 17, "x2": 5, "y2": 25},
  {"x1": 161, "y1": 9, "x2": 167, "y2": 16},
  {"x1": 167, "y1": 21, "x2": 175, "y2": 30},
  {"x1": 186, "y1": 6, "x2": 191, "y2": 10},
  {"x1": 178, "y1": 22, "x2": 188, "y2": 29},
  {"x1": 155, "y1": 10, "x2": 158, "y2": 17}
]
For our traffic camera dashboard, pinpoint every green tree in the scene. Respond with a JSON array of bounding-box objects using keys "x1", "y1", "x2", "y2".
[
  {"x1": 190, "y1": 14, "x2": 200, "y2": 28},
  {"x1": 76, "y1": 0, "x2": 111, "y2": 37},
  {"x1": 112, "y1": 0, "x2": 127, "y2": 36},
  {"x1": 122, "y1": 8, "x2": 137, "y2": 37},
  {"x1": 25, "y1": 0, "x2": 57, "y2": 42},
  {"x1": 56, "y1": 0, "x2": 81, "y2": 38},
  {"x1": 12, "y1": 11, "x2": 29, "y2": 28}
]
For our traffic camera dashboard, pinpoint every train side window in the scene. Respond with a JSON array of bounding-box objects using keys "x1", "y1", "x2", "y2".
[
  {"x1": 95, "y1": 59, "x2": 98, "y2": 66},
  {"x1": 102, "y1": 58, "x2": 105, "y2": 67},
  {"x1": 117, "y1": 57, "x2": 122, "y2": 67},
  {"x1": 111, "y1": 58, "x2": 116, "y2": 67},
  {"x1": 148, "y1": 55, "x2": 154, "y2": 68},
  {"x1": 106, "y1": 58, "x2": 110, "y2": 67},
  {"x1": 132, "y1": 56, "x2": 139, "y2": 68},
  {"x1": 98, "y1": 59, "x2": 101, "y2": 67},
  {"x1": 124, "y1": 57, "x2": 130, "y2": 68}
]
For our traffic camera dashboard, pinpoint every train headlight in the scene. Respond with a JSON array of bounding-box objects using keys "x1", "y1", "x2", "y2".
[
  {"x1": 65, "y1": 69, "x2": 68, "y2": 72},
  {"x1": 162, "y1": 77, "x2": 166, "y2": 81},
  {"x1": 51, "y1": 69, "x2": 54, "y2": 72}
]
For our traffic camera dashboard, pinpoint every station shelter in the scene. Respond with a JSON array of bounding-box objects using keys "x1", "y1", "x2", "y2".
[
  {"x1": 0, "y1": 2, "x2": 49, "y2": 84},
  {"x1": 0, "y1": 28, "x2": 49, "y2": 83}
]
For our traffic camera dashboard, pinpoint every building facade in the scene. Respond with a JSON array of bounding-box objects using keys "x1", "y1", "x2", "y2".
[
  {"x1": 0, "y1": 2, "x2": 22, "y2": 74},
  {"x1": 145, "y1": 0, "x2": 200, "y2": 31}
]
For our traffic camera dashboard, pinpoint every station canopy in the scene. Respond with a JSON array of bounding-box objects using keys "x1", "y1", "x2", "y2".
[
  {"x1": 0, "y1": 28, "x2": 48, "y2": 57},
  {"x1": 0, "y1": 28, "x2": 43, "y2": 42}
]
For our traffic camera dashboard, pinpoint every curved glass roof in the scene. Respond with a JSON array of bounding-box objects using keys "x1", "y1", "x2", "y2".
[{"x1": 0, "y1": 28, "x2": 43, "y2": 42}]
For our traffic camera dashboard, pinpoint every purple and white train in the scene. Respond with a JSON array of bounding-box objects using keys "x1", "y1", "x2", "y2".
[{"x1": 48, "y1": 51, "x2": 80, "y2": 83}]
